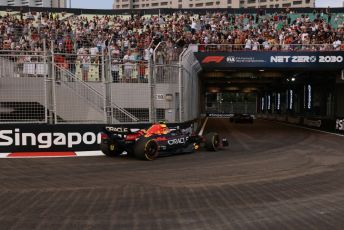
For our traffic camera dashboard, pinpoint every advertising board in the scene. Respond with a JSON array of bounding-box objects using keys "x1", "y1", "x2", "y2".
[{"x1": 195, "y1": 52, "x2": 344, "y2": 70}]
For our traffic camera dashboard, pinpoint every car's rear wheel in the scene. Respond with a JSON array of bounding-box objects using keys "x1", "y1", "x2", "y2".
[
  {"x1": 204, "y1": 132, "x2": 220, "y2": 151},
  {"x1": 134, "y1": 138, "x2": 159, "y2": 160},
  {"x1": 101, "y1": 141, "x2": 123, "y2": 157}
]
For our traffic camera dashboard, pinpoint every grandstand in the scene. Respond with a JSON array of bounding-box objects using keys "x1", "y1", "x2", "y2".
[{"x1": 0, "y1": 6, "x2": 344, "y2": 124}]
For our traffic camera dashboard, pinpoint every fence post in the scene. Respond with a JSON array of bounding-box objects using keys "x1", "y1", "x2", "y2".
[
  {"x1": 104, "y1": 48, "x2": 112, "y2": 124},
  {"x1": 43, "y1": 39, "x2": 49, "y2": 124},
  {"x1": 45, "y1": 40, "x2": 57, "y2": 124},
  {"x1": 178, "y1": 49, "x2": 187, "y2": 123},
  {"x1": 51, "y1": 41, "x2": 58, "y2": 124},
  {"x1": 149, "y1": 53, "x2": 156, "y2": 123},
  {"x1": 178, "y1": 64, "x2": 183, "y2": 123}
]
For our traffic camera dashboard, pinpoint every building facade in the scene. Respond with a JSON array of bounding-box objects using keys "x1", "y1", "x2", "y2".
[
  {"x1": 113, "y1": 0, "x2": 315, "y2": 9},
  {"x1": 0, "y1": 0, "x2": 69, "y2": 8}
]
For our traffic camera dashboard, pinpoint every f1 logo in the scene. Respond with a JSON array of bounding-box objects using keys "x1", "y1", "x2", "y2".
[{"x1": 202, "y1": 56, "x2": 225, "y2": 64}]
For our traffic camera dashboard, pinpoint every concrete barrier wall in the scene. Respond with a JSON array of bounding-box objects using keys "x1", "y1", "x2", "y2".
[{"x1": 257, "y1": 113, "x2": 344, "y2": 135}]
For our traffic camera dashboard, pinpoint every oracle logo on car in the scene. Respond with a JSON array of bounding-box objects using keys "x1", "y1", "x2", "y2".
[
  {"x1": 167, "y1": 137, "x2": 188, "y2": 145},
  {"x1": 202, "y1": 56, "x2": 225, "y2": 64}
]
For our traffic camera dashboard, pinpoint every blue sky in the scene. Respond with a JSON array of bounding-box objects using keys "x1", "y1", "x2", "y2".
[
  {"x1": 71, "y1": 0, "x2": 343, "y2": 9},
  {"x1": 71, "y1": 0, "x2": 112, "y2": 9}
]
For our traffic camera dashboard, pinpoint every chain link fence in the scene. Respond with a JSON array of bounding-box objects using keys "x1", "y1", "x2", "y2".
[
  {"x1": 0, "y1": 41, "x2": 201, "y2": 124},
  {"x1": 0, "y1": 51, "x2": 48, "y2": 123},
  {"x1": 206, "y1": 102, "x2": 257, "y2": 114}
]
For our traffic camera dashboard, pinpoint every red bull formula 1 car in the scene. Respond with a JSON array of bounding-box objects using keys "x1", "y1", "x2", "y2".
[{"x1": 100, "y1": 123, "x2": 227, "y2": 161}]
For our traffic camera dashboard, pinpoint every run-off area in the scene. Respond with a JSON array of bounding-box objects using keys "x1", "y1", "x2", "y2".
[{"x1": 0, "y1": 118, "x2": 343, "y2": 229}]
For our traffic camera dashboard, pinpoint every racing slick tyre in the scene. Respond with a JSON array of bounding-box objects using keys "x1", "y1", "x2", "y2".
[
  {"x1": 101, "y1": 141, "x2": 123, "y2": 157},
  {"x1": 134, "y1": 137, "x2": 159, "y2": 161},
  {"x1": 204, "y1": 132, "x2": 220, "y2": 151}
]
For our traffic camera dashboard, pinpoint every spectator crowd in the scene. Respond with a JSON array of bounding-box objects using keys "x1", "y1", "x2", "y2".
[{"x1": 1, "y1": 8, "x2": 344, "y2": 81}]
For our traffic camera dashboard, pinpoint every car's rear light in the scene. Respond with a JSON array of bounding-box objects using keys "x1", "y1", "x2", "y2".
[
  {"x1": 155, "y1": 137, "x2": 168, "y2": 141},
  {"x1": 126, "y1": 133, "x2": 141, "y2": 141},
  {"x1": 100, "y1": 132, "x2": 109, "y2": 140},
  {"x1": 126, "y1": 134, "x2": 136, "y2": 141}
]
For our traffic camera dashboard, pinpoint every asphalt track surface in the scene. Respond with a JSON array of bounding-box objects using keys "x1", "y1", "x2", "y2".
[{"x1": 0, "y1": 119, "x2": 344, "y2": 230}]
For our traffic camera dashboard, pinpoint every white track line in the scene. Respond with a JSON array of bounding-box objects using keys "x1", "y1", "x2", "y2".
[
  {"x1": 198, "y1": 117, "x2": 209, "y2": 136},
  {"x1": 75, "y1": 151, "x2": 104, "y2": 157},
  {"x1": 0, "y1": 153, "x2": 10, "y2": 158}
]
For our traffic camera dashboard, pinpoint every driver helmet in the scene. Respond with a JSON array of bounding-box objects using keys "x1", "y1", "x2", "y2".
[{"x1": 159, "y1": 122, "x2": 169, "y2": 134}]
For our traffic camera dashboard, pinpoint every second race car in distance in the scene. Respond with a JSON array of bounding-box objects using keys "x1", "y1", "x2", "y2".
[
  {"x1": 229, "y1": 113, "x2": 254, "y2": 124},
  {"x1": 100, "y1": 122, "x2": 228, "y2": 161}
]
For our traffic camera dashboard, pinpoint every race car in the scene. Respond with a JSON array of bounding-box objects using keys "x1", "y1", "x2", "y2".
[
  {"x1": 229, "y1": 113, "x2": 254, "y2": 123},
  {"x1": 100, "y1": 122, "x2": 228, "y2": 160}
]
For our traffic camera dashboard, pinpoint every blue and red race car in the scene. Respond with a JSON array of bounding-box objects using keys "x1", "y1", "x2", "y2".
[{"x1": 100, "y1": 123, "x2": 227, "y2": 160}]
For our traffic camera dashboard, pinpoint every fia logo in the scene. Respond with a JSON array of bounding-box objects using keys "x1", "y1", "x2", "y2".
[{"x1": 226, "y1": 56, "x2": 235, "y2": 63}]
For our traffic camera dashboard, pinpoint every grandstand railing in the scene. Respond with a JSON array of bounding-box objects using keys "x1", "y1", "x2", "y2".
[
  {"x1": 53, "y1": 64, "x2": 106, "y2": 123},
  {"x1": 108, "y1": 48, "x2": 150, "y2": 84},
  {"x1": 53, "y1": 59, "x2": 140, "y2": 123},
  {"x1": 0, "y1": 51, "x2": 47, "y2": 78},
  {"x1": 153, "y1": 42, "x2": 185, "y2": 64}
]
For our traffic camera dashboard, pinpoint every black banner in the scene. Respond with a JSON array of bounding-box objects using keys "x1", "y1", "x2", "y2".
[
  {"x1": 302, "y1": 117, "x2": 344, "y2": 135},
  {"x1": 0, "y1": 122, "x2": 194, "y2": 152},
  {"x1": 260, "y1": 114, "x2": 343, "y2": 135},
  {"x1": 195, "y1": 51, "x2": 344, "y2": 70},
  {"x1": 285, "y1": 116, "x2": 344, "y2": 135},
  {"x1": 206, "y1": 113, "x2": 234, "y2": 118}
]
